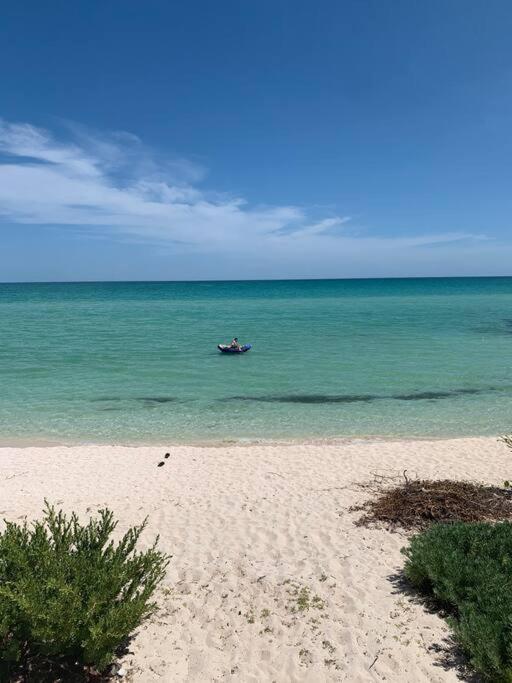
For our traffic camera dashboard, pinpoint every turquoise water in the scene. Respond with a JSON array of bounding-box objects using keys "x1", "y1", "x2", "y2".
[{"x1": 1, "y1": 278, "x2": 512, "y2": 444}]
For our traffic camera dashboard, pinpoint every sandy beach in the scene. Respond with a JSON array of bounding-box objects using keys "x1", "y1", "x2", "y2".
[{"x1": 1, "y1": 436, "x2": 508, "y2": 681}]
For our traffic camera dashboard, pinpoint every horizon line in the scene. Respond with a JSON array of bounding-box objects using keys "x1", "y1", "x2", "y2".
[{"x1": 2, "y1": 274, "x2": 512, "y2": 286}]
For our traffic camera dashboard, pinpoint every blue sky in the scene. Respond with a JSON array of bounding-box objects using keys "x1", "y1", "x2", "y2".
[{"x1": 1, "y1": 0, "x2": 512, "y2": 281}]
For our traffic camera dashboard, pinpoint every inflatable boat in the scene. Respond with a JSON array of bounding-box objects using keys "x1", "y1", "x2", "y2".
[{"x1": 217, "y1": 344, "x2": 252, "y2": 354}]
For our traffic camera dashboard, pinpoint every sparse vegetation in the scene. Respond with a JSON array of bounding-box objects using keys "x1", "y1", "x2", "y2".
[
  {"x1": 353, "y1": 476, "x2": 512, "y2": 530},
  {"x1": 284, "y1": 583, "x2": 326, "y2": 614},
  {"x1": 298, "y1": 648, "x2": 312, "y2": 666},
  {"x1": 311, "y1": 595, "x2": 325, "y2": 610},
  {"x1": 322, "y1": 640, "x2": 335, "y2": 655},
  {"x1": 357, "y1": 450, "x2": 512, "y2": 680},
  {"x1": 296, "y1": 587, "x2": 310, "y2": 611},
  {"x1": 500, "y1": 434, "x2": 512, "y2": 451},
  {"x1": 0, "y1": 503, "x2": 168, "y2": 679}
]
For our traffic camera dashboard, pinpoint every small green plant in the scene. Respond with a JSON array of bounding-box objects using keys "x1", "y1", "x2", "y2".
[
  {"x1": 296, "y1": 587, "x2": 310, "y2": 611},
  {"x1": 286, "y1": 583, "x2": 325, "y2": 614},
  {"x1": 403, "y1": 521, "x2": 512, "y2": 681},
  {"x1": 0, "y1": 502, "x2": 169, "y2": 677}
]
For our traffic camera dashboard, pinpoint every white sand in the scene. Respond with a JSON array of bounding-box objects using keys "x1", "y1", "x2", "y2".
[{"x1": 0, "y1": 436, "x2": 508, "y2": 681}]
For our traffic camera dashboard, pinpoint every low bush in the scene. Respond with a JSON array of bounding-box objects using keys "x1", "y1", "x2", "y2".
[
  {"x1": 0, "y1": 503, "x2": 169, "y2": 679},
  {"x1": 403, "y1": 521, "x2": 512, "y2": 681}
]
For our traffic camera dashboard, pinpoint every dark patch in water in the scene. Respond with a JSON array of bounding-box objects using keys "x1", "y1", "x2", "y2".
[
  {"x1": 92, "y1": 396, "x2": 177, "y2": 404},
  {"x1": 138, "y1": 397, "x2": 177, "y2": 404},
  {"x1": 396, "y1": 391, "x2": 454, "y2": 401},
  {"x1": 394, "y1": 389, "x2": 480, "y2": 400},
  {"x1": 228, "y1": 387, "x2": 492, "y2": 404},
  {"x1": 94, "y1": 387, "x2": 500, "y2": 409},
  {"x1": 473, "y1": 319, "x2": 512, "y2": 336},
  {"x1": 233, "y1": 394, "x2": 375, "y2": 404},
  {"x1": 472, "y1": 325, "x2": 502, "y2": 335}
]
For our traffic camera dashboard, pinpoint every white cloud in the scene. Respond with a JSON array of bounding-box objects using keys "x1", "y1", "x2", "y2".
[
  {"x1": 0, "y1": 119, "x2": 314, "y2": 248},
  {"x1": 0, "y1": 117, "x2": 488, "y2": 273}
]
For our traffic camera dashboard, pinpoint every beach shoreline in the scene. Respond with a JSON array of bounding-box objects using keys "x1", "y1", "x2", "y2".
[
  {"x1": 1, "y1": 435, "x2": 508, "y2": 680},
  {"x1": 0, "y1": 431, "x2": 503, "y2": 449}
]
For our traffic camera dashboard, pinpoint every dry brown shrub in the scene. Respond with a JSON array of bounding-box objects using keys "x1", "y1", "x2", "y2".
[{"x1": 352, "y1": 473, "x2": 512, "y2": 530}]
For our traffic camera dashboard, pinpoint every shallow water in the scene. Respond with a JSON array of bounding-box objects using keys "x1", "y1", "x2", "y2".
[{"x1": 1, "y1": 277, "x2": 512, "y2": 443}]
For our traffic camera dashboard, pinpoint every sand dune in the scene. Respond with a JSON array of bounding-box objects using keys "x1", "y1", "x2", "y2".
[{"x1": 0, "y1": 436, "x2": 507, "y2": 681}]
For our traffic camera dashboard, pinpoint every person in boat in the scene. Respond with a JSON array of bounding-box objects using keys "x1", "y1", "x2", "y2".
[{"x1": 229, "y1": 337, "x2": 242, "y2": 350}]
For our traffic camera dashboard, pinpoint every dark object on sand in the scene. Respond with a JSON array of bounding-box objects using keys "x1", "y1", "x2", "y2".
[
  {"x1": 352, "y1": 476, "x2": 512, "y2": 530},
  {"x1": 157, "y1": 462, "x2": 165, "y2": 467},
  {"x1": 164, "y1": 453, "x2": 170, "y2": 459},
  {"x1": 217, "y1": 344, "x2": 252, "y2": 354}
]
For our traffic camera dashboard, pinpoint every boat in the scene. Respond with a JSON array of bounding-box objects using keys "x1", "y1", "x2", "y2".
[{"x1": 217, "y1": 344, "x2": 252, "y2": 354}]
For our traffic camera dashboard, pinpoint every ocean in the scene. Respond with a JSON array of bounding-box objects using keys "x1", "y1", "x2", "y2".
[{"x1": 1, "y1": 277, "x2": 512, "y2": 444}]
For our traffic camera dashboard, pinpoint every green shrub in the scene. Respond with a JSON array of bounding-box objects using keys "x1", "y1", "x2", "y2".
[
  {"x1": 0, "y1": 503, "x2": 169, "y2": 677},
  {"x1": 403, "y1": 522, "x2": 512, "y2": 681}
]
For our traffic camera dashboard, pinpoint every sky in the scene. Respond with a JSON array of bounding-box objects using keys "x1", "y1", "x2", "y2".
[{"x1": 1, "y1": 0, "x2": 512, "y2": 281}]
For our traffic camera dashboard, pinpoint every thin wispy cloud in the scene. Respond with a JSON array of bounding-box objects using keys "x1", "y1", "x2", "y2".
[
  {"x1": 0, "y1": 118, "x2": 485, "y2": 262},
  {"x1": 0, "y1": 119, "x2": 314, "y2": 247}
]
